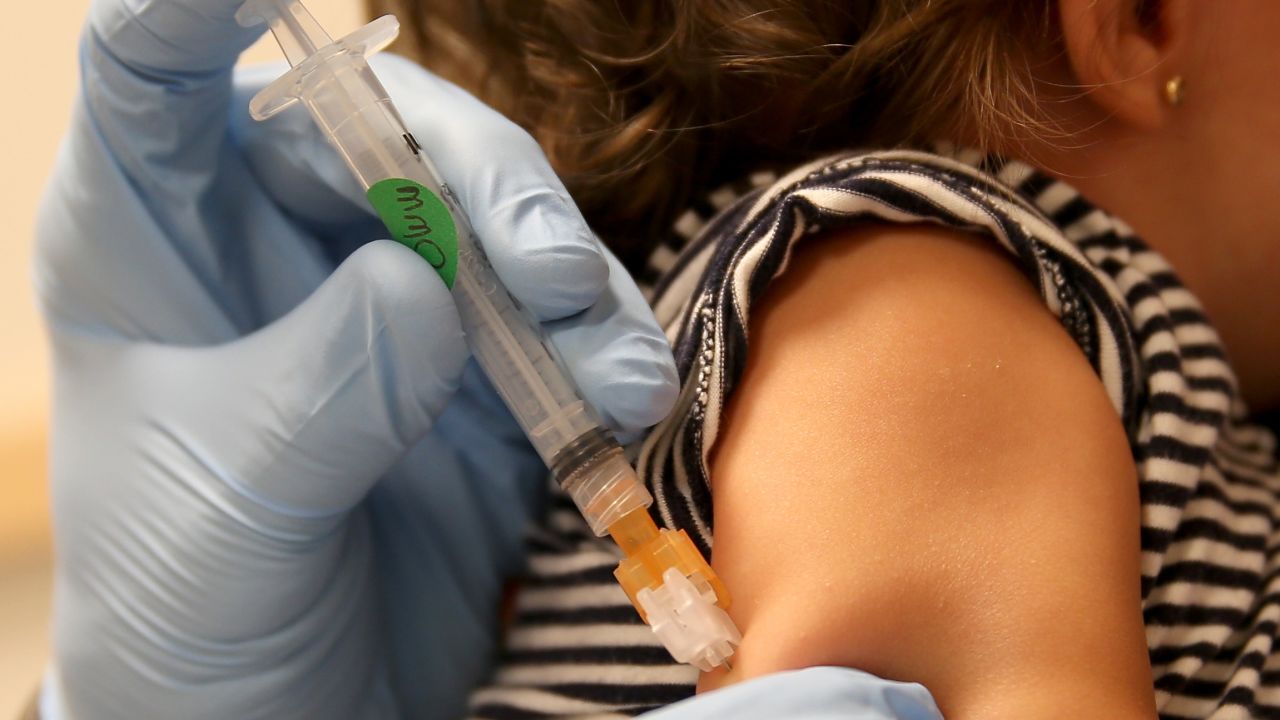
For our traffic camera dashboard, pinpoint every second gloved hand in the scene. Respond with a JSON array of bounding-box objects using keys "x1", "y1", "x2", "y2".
[{"x1": 36, "y1": 1, "x2": 676, "y2": 719}]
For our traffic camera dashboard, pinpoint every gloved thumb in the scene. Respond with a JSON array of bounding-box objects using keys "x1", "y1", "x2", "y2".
[{"x1": 167, "y1": 240, "x2": 467, "y2": 518}]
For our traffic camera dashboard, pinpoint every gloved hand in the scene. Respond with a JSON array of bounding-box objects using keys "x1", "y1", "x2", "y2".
[
  {"x1": 34, "y1": 1, "x2": 676, "y2": 718},
  {"x1": 644, "y1": 668, "x2": 942, "y2": 720}
]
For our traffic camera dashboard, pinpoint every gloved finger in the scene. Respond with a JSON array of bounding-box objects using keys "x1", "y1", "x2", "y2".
[
  {"x1": 232, "y1": 54, "x2": 678, "y2": 433},
  {"x1": 164, "y1": 240, "x2": 467, "y2": 517},
  {"x1": 642, "y1": 667, "x2": 942, "y2": 720},
  {"x1": 83, "y1": 0, "x2": 262, "y2": 196},
  {"x1": 231, "y1": 52, "x2": 609, "y2": 322},
  {"x1": 544, "y1": 247, "x2": 679, "y2": 433}
]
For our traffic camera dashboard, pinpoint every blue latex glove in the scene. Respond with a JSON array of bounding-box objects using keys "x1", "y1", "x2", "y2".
[
  {"x1": 34, "y1": 0, "x2": 676, "y2": 718},
  {"x1": 643, "y1": 668, "x2": 942, "y2": 720}
]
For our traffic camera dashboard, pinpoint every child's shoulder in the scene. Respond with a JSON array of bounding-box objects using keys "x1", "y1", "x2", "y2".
[{"x1": 700, "y1": 214, "x2": 1152, "y2": 716}]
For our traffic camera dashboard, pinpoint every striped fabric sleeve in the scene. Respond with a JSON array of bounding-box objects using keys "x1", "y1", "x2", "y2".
[{"x1": 635, "y1": 148, "x2": 1144, "y2": 559}]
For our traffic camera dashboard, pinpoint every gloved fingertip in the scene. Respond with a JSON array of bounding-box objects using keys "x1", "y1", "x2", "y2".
[
  {"x1": 188, "y1": 239, "x2": 468, "y2": 518},
  {"x1": 587, "y1": 334, "x2": 679, "y2": 433},
  {"x1": 488, "y1": 190, "x2": 609, "y2": 316},
  {"x1": 87, "y1": 0, "x2": 263, "y2": 84},
  {"x1": 512, "y1": 233, "x2": 610, "y2": 320},
  {"x1": 607, "y1": 376, "x2": 679, "y2": 434},
  {"x1": 350, "y1": 239, "x2": 462, "y2": 324},
  {"x1": 331, "y1": 240, "x2": 470, "y2": 423}
]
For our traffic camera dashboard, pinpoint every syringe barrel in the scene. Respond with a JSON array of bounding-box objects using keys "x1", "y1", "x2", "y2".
[
  {"x1": 243, "y1": 5, "x2": 737, "y2": 671},
  {"x1": 292, "y1": 53, "x2": 652, "y2": 533}
]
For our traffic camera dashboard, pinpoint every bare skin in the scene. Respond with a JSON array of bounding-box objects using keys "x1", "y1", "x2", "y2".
[
  {"x1": 694, "y1": 0, "x2": 1278, "y2": 715},
  {"x1": 1029, "y1": 0, "x2": 1280, "y2": 412},
  {"x1": 699, "y1": 227, "x2": 1155, "y2": 718}
]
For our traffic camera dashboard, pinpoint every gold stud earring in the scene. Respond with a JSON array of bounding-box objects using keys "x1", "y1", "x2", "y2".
[{"x1": 1164, "y1": 75, "x2": 1186, "y2": 107}]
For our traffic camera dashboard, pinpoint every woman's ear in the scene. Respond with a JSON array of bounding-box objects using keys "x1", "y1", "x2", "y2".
[{"x1": 1057, "y1": 0, "x2": 1190, "y2": 130}]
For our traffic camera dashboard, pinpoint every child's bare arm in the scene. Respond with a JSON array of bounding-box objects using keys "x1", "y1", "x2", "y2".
[{"x1": 700, "y1": 224, "x2": 1156, "y2": 719}]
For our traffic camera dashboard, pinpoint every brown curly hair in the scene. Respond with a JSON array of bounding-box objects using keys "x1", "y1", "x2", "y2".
[{"x1": 366, "y1": 0, "x2": 1057, "y2": 266}]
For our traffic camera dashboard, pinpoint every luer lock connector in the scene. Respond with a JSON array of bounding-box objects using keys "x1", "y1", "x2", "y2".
[{"x1": 609, "y1": 509, "x2": 741, "y2": 672}]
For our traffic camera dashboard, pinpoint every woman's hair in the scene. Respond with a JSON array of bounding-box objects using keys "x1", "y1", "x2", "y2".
[{"x1": 367, "y1": 0, "x2": 1057, "y2": 265}]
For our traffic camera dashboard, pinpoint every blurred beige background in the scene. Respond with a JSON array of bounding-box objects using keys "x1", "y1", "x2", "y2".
[{"x1": 0, "y1": 1, "x2": 364, "y2": 715}]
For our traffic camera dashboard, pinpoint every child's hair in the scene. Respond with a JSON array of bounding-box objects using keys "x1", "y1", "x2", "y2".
[{"x1": 367, "y1": 0, "x2": 1057, "y2": 264}]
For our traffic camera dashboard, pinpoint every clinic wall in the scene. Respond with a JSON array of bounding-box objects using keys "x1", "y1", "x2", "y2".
[{"x1": 0, "y1": 1, "x2": 364, "y2": 714}]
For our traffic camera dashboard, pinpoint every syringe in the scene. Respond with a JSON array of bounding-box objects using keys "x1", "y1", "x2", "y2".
[{"x1": 236, "y1": 0, "x2": 740, "y2": 672}]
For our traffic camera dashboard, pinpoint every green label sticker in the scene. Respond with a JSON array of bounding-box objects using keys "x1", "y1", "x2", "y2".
[{"x1": 367, "y1": 178, "x2": 459, "y2": 289}]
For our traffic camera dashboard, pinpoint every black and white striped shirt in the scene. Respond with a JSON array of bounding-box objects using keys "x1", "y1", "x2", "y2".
[{"x1": 466, "y1": 147, "x2": 1280, "y2": 720}]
